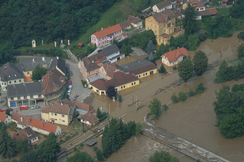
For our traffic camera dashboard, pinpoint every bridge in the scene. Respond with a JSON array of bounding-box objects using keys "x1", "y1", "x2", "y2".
[{"x1": 143, "y1": 114, "x2": 231, "y2": 162}]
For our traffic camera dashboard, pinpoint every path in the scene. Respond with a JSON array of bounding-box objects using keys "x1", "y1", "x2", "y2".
[{"x1": 143, "y1": 114, "x2": 230, "y2": 162}]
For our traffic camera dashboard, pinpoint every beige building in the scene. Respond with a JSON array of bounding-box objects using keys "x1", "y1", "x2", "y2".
[
  {"x1": 145, "y1": 10, "x2": 184, "y2": 46},
  {"x1": 41, "y1": 101, "x2": 75, "y2": 126}
]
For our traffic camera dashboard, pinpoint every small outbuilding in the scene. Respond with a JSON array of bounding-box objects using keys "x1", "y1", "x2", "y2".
[{"x1": 86, "y1": 139, "x2": 97, "y2": 146}]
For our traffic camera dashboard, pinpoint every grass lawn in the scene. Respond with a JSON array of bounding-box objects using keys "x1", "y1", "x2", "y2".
[{"x1": 217, "y1": 8, "x2": 230, "y2": 17}]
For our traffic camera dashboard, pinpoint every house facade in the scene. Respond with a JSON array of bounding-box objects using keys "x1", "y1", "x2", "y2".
[
  {"x1": 0, "y1": 62, "x2": 24, "y2": 92},
  {"x1": 152, "y1": 0, "x2": 173, "y2": 13},
  {"x1": 7, "y1": 81, "x2": 44, "y2": 108},
  {"x1": 183, "y1": 0, "x2": 205, "y2": 11},
  {"x1": 12, "y1": 127, "x2": 38, "y2": 144},
  {"x1": 41, "y1": 101, "x2": 74, "y2": 126},
  {"x1": 91, "y1": 24, "x2": 123, "y2": 47},
  {"x1": 78, "y1": 57, "x2": 100, "y2": 81},
  {"x1": 12, "y1": 112, "x2": 61, "y2": 135},
  {"x1": 145, "y1": 11, "x2": 184, "y2": 46},
  {"x1": 77, "y1": 113, "x2": 99, "y2": 126},
  {"x1": 0, "y1": 112, "x2": 11, "y2": 125},
  {"x1": 127, "y1": 15, "x2": 143, "y2": 29},
  {"x1": 162, "y1": 47, "x2": 189, "y2": 66}
]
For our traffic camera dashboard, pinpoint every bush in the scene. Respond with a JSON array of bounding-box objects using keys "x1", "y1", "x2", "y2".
[
  {"x1": 38, "y1": 49, "x2": 43, "y2": 54},
  {"x1": 238, "y1": 31, "x2": 244, "y2": 40},
  {"x1": 159, "y1": 64, "x2": 167, "y2": 74},
  {"x1": 195, "y1": 83, "x2": 206, "y2": 93},
  {"x1": 65, "y1": 135, "x2": 70, "y2": 140},
  {"x1": 171, "y1": 93, "x2": 179, "y2": 103},
  {"x1": 99, "y1": 114, "x2": 108, "y2": 122},
  {"x1": 163, "y1": 104, "x2": 169, "y2": 111},
  {"x1": 173, "y1": 66, "x2": 177, "y2": 70},
  {"x1": 188, "y1": 88, "x2": 197, "y2": 97},
  {"x1": 178, "y1": 92, "x2": 187, "y2": 101},
  {"x1": 25, "y1": 49, "x2": 30, "y2": 53},
  {"x1": 118, "y1": 94, "x2": 122, "y2": 102}
]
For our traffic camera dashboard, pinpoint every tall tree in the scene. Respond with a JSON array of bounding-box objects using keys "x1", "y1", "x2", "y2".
[
  {"x1": 230, "y1": 0, "x2": 244, "y2": 20},
  {"x1": 19, "y1": 151, "x2": 41, "y2": 162},
  {"x1": 178, "y1": 59, "x2": 193, "y2": 81},
  {"x1": 149, "y1": 151, "x2": 179, "y2": 162},
  {"x1": 96, "y1": 147, "x2": 105, "y2": 161},
  {"x1": 193, "y1": 50, "x2": 208, "y2": 76},
  {"x1": 0, "y1": 128, "x2": 16, "y2": 159},
  {"x1": 149, "y1": 52, "x2": 154, "y2": 62},
  {"x1": 238, "y1": 44, "x2": 244, "y2": 59},
  {"x1": 214, "y1": 60, "x2": 229, "y2": 83},
  {"x1": 31, "y1": 65, "x2": 47, "y2": 82},
  {"x1": 146, "y1": 40, "x2": 156, "y2": 53},
  {"x1": 183, "y1": 4, "x2": 198, "y2": 35},
  {"x1": 149, "y1": 98, "x2": 162, "y2": 120},
  {"x1": 36, "y1": 133, "x2": 60, "y2": 162},
  {"x1": 106, "y1": 86, "x2": 117, "y2": 99},
  {"x1": 15, "y1": 139, "x2": 30, "y2": 154},
  {"x1": 66, "y1": 151, "x2": 93, "y2": 162},
  {"x1": 159, "y1": 64, "x2": 167, "y2": 74},
  {"x1": 135, "y1": 122, "x2": 142, "y2": 136}
]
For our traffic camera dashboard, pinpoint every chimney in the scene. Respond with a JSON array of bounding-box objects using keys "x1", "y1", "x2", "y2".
[
  {"x1": 33, "y1": 59, "x2": 35, "y2": 63},
  {"x1": 42, "y1": 57, "x2": 45, "y2": 61},
  {"x1": 20, "y1": 117, "x2": 23, "y2": 122},
  {"x1": 101, "y1": 27, "x2": 103, "y2": 30},
  {"x1": 61, "y1": 102, "x2": 63, "y2": 106}
]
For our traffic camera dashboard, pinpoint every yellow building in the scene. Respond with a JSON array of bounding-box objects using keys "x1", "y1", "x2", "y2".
[
  {"x1": 41, "y1": 101, "x2": 74, "y2": 126},
  {"x1": 145, "y1": 10, "x2": 184, "y2": 46}
]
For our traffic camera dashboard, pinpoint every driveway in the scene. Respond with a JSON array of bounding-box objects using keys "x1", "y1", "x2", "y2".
[{"x1": 65, "y1": 59, "x2": 91, "y2": 103}]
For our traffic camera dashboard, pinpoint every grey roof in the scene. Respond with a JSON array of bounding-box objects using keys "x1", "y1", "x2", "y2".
[
  {"x1": 0, "y1": 62, "x2": 24, "y2": 81},
  {"x1": 16, "y1": 57, "x2": 53, "y2": 72},
  {"x1": 49, "y1": 57, "x2": 66, "y2": 75},
  {"x1": 24, "y1": 127, "x2": 38, "y2": 139},
  {"x1": 7, "y1": 81, "x2": 43, "y2": 98},
  {"x1": 121, "y1": 59, "x2": 154, "y2": 72},
  {"x1": 101, "y1": 44, "x2": 120, "y2": 57},
  {"x1": 200, "y1": 0, "x2": 209, "y2": 5},
  {"x1": 88, "y1": 74, "x2": 106, "y2": 83},
  {"x1": 195, "y1": 11, "x2": 202, "y2": 16},
  {"x1": 86, "y1": 139, "x2": 97, "y2": 146}
]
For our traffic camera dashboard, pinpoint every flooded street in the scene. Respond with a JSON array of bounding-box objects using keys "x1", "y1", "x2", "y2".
[{"x1": 83, "y1": 31, "x2": 244, "y2": 162}]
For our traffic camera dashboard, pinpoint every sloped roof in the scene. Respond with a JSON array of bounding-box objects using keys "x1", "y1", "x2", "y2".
[
  {"x1": 199, "y1": 8, "x2": 217, "y2": 16},
  {"x1": 155, "y1": 0, "x2": 172, "y2": 10},
  {"x1": 12, "y1": 112, "x2": 58, "y2": 134},
  {"x1": 90, "y1": 71, "x2": 139, "y2": 90},
  {"x1": 49, "y1": 57, "x2": 66, "y2": 75},
  {"x1": 101, "y1": 63, "x2": 118, "y2": 78},
  {"x1": 0, "y1": 112, "x2": 7, "y2": 122},
  {"x1": 78, "y1": 113, "x2": 99, "y2": 124},
  {"x1": 121, "y1": 59, "x2": 157, "y2": 75},
  {"x1": 127, "y1": 15, "x2": 141, "y2": 24},
  {"x1": 0, "y1": 62, "x2": 24, "y2": 81},
  {"x1": 153, "y1": 12, "x2": 171, "y2": 24},
  {"x1": 74, "y1": 101, "x2": 93, "y2": 112},
  {"x1": 92, "y1": 24, "x2": 122, "y2": 39},
  {"x1": 82, "y1": 57, "x2": 100, "y2": 72},
  {"x1": 101, "y1": 44, "x2": 120, "y2": 57},
  {"x1": 88, "y1": 51, "x2": 107, "y2": 64},
  {"x1": 120, "y1": 21, "x2": 131, "y2": 30},
  {"x1": 41, "y1": 102, "x2": 70, "y2": 115},
  {"x1": 171, "y1": 8, "x2": 185, "y2": 17},
  {"x1": 42, "y1": 67, "x2": 66, "y2": 96},
  {"x1": 7, "y1": 81, "x2": 43, "y2": 98},
  {"x1": 163, "y1": 47, "x2": 189, "y2": 63},
  {"x1": 162, "y1": 9, "x2": 176, "y2": 19},
  {"x1": 12, "y1": 127, "x2": 38, "y2": 141}
]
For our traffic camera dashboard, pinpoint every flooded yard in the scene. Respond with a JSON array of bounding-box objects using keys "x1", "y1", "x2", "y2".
[{"x1": 82, "y1": 31, "x2": 244, "y2": 162}]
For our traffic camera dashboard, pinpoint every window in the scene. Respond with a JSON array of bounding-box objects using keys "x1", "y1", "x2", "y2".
[
  {"x1": 155, "y1": 25, "x2": 156, "y2": 28},
  {"x1": 96, "y1": 90, "x2": 99, "y2": 92},
  {"x1": 131, "y1": 83, "x2": 134, "y2": 86},
  {"x1": 27, "y1": 72, "x2": 29, "y2": 74},
  {"x1": 159, "y1": 39, "x2": 161, "y2": 42},
  {"x1": 14, "y1": 80, "x2": 16, "y2": 83},
  {"x1": 52, "y1": 113, "x2": 53, "y2": 115},
  {"x1": 55, "y1": 119, "x2": 57, "y2": 121},
  {"x1": 55, "y1": 113, "x2": 57, "y2": 116},
  {"x1": 9, "y1": 81, "x2": 11, "y2": 84},
  {"x1": 62, "y1": 115, "x2": 64, "y2": 117},
  {"x1": 164, "y1": 29, "x2": 166, "y2": 33},
  {"x1": 19, "y1": 80, "x2": 21, "y2": 82},
  {"x1": 146, "y1": 73, "x2": 148, "y2": 75},
  {"x1": 62, "y1": 120, "x2": 65, "y2": 122},
  {"x1": 134, "y1": 82, "x2": 136, "y2": 85},
  {"x1": 121, "y1": 86, "x2": 123, "y2": 89}
]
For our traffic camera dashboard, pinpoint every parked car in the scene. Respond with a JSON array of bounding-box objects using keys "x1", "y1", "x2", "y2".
[
  {"x1": 5, "y1": 108, "x2": 13, "y2": 111},
  {"x1": 19, "y1": 105, "x2": 28, "y2": 110},
  {"x1": 70, "y1": 71, "x2": 73, "y2": 76},
  {"x1": 68, "y1": 85, "x2": 73, "y2": 89},
  {"x1": 0, "y1": 109, "x2": 4, "y2": 112},
  {"x1": 67, "y1": 89, "x2": 71, "y2": 95},
  {"x1": 31, "y1": 105, "x2": 40, "y2": 110},
  {"x1": 69, "y1": 80, "x2": 72, "y2": 85}
]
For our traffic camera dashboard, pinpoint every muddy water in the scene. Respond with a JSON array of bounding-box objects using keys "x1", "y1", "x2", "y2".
[{"x1": 83, "y1": 31, "x2": 244, "y2": 162}]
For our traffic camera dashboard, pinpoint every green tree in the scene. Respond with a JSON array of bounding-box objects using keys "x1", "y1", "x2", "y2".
[
  {"x1": 19, "y1": 151, "x2": 41, "y2": 162},
  {"x1": 96, "y1": 147, "x2": 105, "y2": 161},
  {"x1": 171, "y1": 93, "x2": 179, "y2": 103},
  {"x1": 195, "y1": 83, "x2": 206, "y2": 93},
  {"x1": 32, "y1": 65, "x2": 47, "y2": 82},
  {"x1": 135, "y1": 122, "x2": 142, "y2": 136},
  {"x1": 5, "y1": 109, "x2": 10, "y2": 116},
  {"x1": 154, "y1": 44, "x2": 170, "y2": 60},
  {"x1": 163, "y1": 104, "x2": 169, "y2": 111},
  {"x1": 15, "y1": 139, "x2": 30, "y2": 154},
  {"x1": 214, "y1": 60, "x2": 229, "y2": 83},
  {"x1": 106, "y1": 86, "x2": 117, "y2": 99},
  {"x1": 187, "y1": 33, "x2": 200, "y2": 51},
  {"x1": 149, "y1": 52, "x2": 154, "y2": 62},
  {"x1": 149, "y1": 98, "x2": 161, "y2": 120},
  {"x1": 178, "y1": 59, "x2": 193, "y2": 81},
  {"x1": 118, "y1": 94, "x2": 122, "y2": 102},
  {"x1": 238, "y1": 32, "x2": 244, "y2": 41},
  {"x1": 149, "y1": 151, "x2": 179, "y2": 162},
  {"x1": 96, "y1": 108, "x2": 102, "y2": 119},
  {"x1": 147, "y1": 40, "x2": 156, "y2": 53},
  {"x1": 178, "y1": 92, "x2": 187, "y2": 101},
  {"x1": 67, "y1": 151, "x2": 93, "y2": 162},
  {"x1": 238, "y1": 44, "x2": 244, "y2": 59},
  {"x1": 0, "y1": 128, "x2": 15, "y2": 159},
  {"x1": 159, "y1": 64, "x2": 167, "y2": 74},
  {"x1": 183, "y1": 4, "x2": 198, "y2": 35},
  {"x1": 36, "y1": 133, "x2": 60, "y2": 162},
  {"x1": 0, "y1": 42, "x2": 14, "y2": 65},
  {"x1": 193, "y1": 50, "x2": 208, "y2": 75},
  {"x1": 230, "y1": 0, "x2": 244, "y2": 20}
]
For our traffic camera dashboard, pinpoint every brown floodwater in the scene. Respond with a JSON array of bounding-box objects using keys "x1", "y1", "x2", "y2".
[{"x1": 83, "y1": 31, "x2": 244, "y2": 162}]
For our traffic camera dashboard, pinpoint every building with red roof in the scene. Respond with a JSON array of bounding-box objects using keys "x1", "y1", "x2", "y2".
[
  {"x1": 12, "y1": 127, "x2": 38, "y2": 144},
  {"x1": 0, "y1": 112, "x2": 11, "y2": 125},
  {"x1": 183, "y1": 0, "x2": 205, "y2": 11},
  {"x1": 12, "y1": 112, "x2": 61, "y2": 135},
  {"x1": 162, "y1": 47, "x2": 189, "y2": 67},
  {"x1": 91, "y1": 24, "x2": 123, "y2": 47}
]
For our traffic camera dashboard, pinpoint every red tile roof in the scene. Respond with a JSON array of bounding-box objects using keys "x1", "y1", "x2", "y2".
[
  {"x1": 199, "y1": 8, "x2": 218, "y2": 16},
  {"x1": 153, "y1": 12, "x2": 171, "y2": 24},
  {"x1": 74, "y1": 101, "x2": 94, "y2": 112},
  {"x1": 41, "y1": 102, "x2": 70, "y2": 115},
  {"x1": 130, "y1": 64, "x2": 157, "y2": 75},
  {"x1": 78, "y1": 112, "x2": 99, "y2": 124},
  {"x1": 0, "y1": 112, "x2": 7, "y2": 122},
  {"x1": 163, "y1": 47, "x2": 189, "y2": 63},
  {"x1": 209, "y1": 8, "x2": 218, "y2": 15},
  {"x1": 101, "y1": 63, "x2": 118, "y2": 78},
  {"x1": 92, "y1": 24, "x2": 122, "y2": 39},
  {"x1": 12, "y1": 129, "x2": 27, "y2": 141},
  {"x1": 120, "y1": 21, "x2": 131, "y2": 30},
  {"x1": 12, "y1": 112, "x2": 58, "y2": 134},
  {"x1": 78, "y1": 42, "x2": 83, "y2": 47},
  {"x1": 42, "y1": 67, "x2": 66, "y2": 96},
  {"x1": 90, "y1": 71, "x2": 139, "y2": 90},
  {"x1": 24, "y1": 76, "x2": 33, "y2": 82},
  {"x1": 127, "y1": 15, "x2": 141, "y2": 24},
  {"x1": 89, "y1": 51, "x2": 107, "y2": 64},
  {"x1": 82, "y1": 57, "x2": 100, "y2": 72}
]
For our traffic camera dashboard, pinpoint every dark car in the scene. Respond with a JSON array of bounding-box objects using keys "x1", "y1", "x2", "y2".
[
  {"x1": 5, "y1": 108, "x2": 13, "y2": 111},
  {"x1": 70, "y1": 71, "x2": 73, "y2": 76}
]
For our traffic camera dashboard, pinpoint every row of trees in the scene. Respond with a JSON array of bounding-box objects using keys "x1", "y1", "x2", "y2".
[
  {"x1": 214, "y1": 84, "x2": 244, "y2": 138},
  {"x1": 101, "y1": 118, "x2": 142, "y2": 160}
]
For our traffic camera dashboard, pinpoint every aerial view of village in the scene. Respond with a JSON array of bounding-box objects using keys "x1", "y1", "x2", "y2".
[{"x1": 0, "y1": 0, "x2": 244, "y2": 162}]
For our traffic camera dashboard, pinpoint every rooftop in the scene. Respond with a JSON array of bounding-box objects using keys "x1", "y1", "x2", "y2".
[
  {"x1": 0, "y1": 112, "x2": 8, "y2": 122},
  {"x1": 0, "y1": 62, "x2": 24, "y2": 81},
  {"x1": 100, "y1": 44, "x2": 120, "y2": 57},
  {"x1": 92, "y1": 24, "x2": 122, "y2": 39},
  {"x1": 41, "y1": 102, "x2": 70, "y2": 115},
  {"x1": 7, "y1": 81, "x2": 43, "y2": 98},
  {"x1": 120, "y1": 21, "x2": 131, "y2": 30},
  {"x1": 12, "y1": 127, "x2": 38, "y2": 141},
  {"x1": 153, "y1": 12, "x2": 171, "y2": 24},
  {"x1": 82, "y1": 57, "x2": 100, "y2": 72},
  {"x1": 127, "y1": 15, "x2": 141, "y2": 24},
  {"x1": 163, "y1": 47, "x2": 189, "y2": 63},
  {"x1": 155, "y1": 0, "x2": 172, "y2": 10},
  {"x1": 78, "y1": 112, "x2": 99, "y2": 124}
]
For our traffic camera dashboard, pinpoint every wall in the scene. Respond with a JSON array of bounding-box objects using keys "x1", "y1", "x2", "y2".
[
  {"x1": 0, "y1": 78, "x2": 24, "y2": 92},
  {"x1": 24, "y1": 71, "x2": 33, "y2": 77},
  {"x1": 47, "y1": 112, "x2": 70, "y2": 126},
  {"x1": 55, "y1": 126, "x2": 61, "y2": 135},
  {"x1": 117, "y1": 80, "x2": 140, "y2": 91},
  {"x1": 30, "y1": 136, "x2": 39, "y2": 144},
  {"x1": 162, "y1": 55, "x2": 185, "y2": 67},
  {"x1": 136, "y1": 68, "x2": 158, "y2": 79}
]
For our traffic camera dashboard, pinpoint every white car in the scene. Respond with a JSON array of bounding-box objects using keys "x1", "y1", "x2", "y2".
[
  {"x1": 68, "y1": 85, "x2": 73, "y2": 89},
  {"x1": 31, "y1": 105, "x2": 40, "y2": 110}
]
